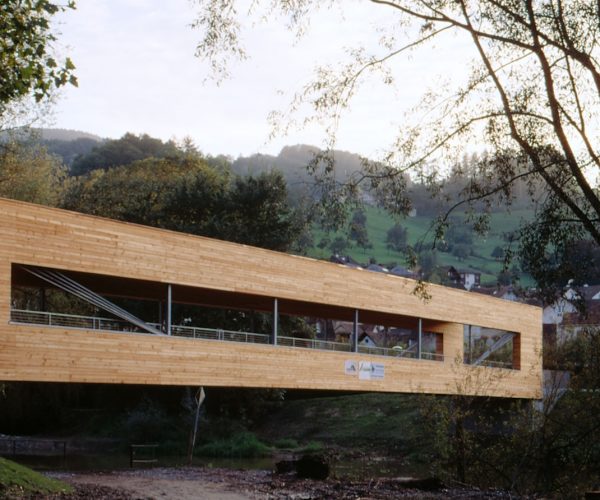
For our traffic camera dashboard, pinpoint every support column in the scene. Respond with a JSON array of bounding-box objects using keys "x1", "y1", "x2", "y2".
[
  {"x1": 353, "y1": 309, "x2": 359, "y2": 353},
  {"x1": 39, "y1": 287, "x2": 46, "y2": 312},
  {"x1": 467, "y1": 325, "x2": 472, "y2": 364},
  {"x1": 417, "y1": 318, "x2": 422, "y2": 359},
  {"x1": 167, "y1": 284, "x2": 172, "y2": 336},
  {"x1": 272, "y1": 298, "x2": 278, "y2": 345}
]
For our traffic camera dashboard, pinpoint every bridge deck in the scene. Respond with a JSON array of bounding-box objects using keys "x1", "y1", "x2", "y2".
[{"x1": 0, "y1": 198, "x2": 542, "y2": 398}]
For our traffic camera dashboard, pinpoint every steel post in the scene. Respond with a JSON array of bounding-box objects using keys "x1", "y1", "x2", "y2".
[
  {"x1": 353, "y1": 309, "x2": 359, "y2": 353},
  {"x1": 167, "y1": 284, "x2": 172, "y2": 336},
  {"x1": 417, "y1": 318, "x2": 422, "y2": 359},
  {"x1": 272, "y1": 298, "x2": 278, "y2": 345}
]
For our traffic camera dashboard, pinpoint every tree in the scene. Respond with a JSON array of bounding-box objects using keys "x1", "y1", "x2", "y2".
[
  {"x1": 451, "y1": 244, "x2": 470, "y2": 262},
  {"x1": 219, "y1": 171, "x2": 303, "y2": 251},
  {"x1": 445, "y1": 221, "x2": 474, "y2": 249},
  {"x1": 317, "y1": 236, "x2": 330, "y2": 250},
  {"x1": 1, "y1": 0, "x2": 77, "y2": 126},
  {"x1": 63, "y1": 157, "x2": 304, "y2": 252},
  {"x1": 70, "y1": 133, "x2": 181, "y2": 176},
  {"x1": 348, "y1": 209, "x2": 371, "y2": 253},
  {"x1": 420, "y1": 330, "x2": 600, "y2": 496},
  {"x1": 417, "y1": 250, "x2": 437, "y2": 278},
  {"x1": 329, "y1": 236, "x2": 348, "y2": 255},
  {"x1": 191, "y1": 0, "x2": 600, "y2": 299},
  {"x1": 491, "y1": 246, "x2": 505, "y2": 261},
  {"x1": 0, "y1": 140, "x2": 65, "y2": 205},
  {"x1": 385, "y1": 223, "x2": 408, "y2": 253}
]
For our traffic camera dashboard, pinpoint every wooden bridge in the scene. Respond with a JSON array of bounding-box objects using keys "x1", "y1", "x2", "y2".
[{"x1": 0, "y1": 198, "x2": 542, "y2": 398}]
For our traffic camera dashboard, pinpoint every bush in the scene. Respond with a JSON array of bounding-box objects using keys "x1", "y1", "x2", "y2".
[
  {"x1": 301, "y1": 441, "x2": 324, "y2": 453},
  {"x1": 121, "y1": 397, "x2": 173, "y2": 444},
  {"x1": 274, "y1": 438, "x2": 299, "y2": 449},
  {"x1": 197, "y1": 432, "x2": 271, "y2": 458}
]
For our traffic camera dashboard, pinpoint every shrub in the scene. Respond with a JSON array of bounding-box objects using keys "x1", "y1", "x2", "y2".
[
  {"x1": 273, "y1": 438, "x2": 299, "y2": 449},
  {"x1": 197, "y1": 432, "x2": 270, "y2": 458}
]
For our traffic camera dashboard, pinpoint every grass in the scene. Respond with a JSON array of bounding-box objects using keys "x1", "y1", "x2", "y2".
[
  {"x1": 309, "y1": 206, "x2": 534, "y2": 286},
  {"x1": 196, "y1": 432, "x2": 271, "y2": 458},
  {"x1": 272, "y1": 438, "x2": 324, "y2": 453},
  {"x1": 0, "y1": 456, "x2": 72, "y2": 497},
  {"x1": 256, "y1": 393, "x2": 430, "y2": 464},
  {"x1": 273, "y1": 438, "x2": 299, "y2": 449}
]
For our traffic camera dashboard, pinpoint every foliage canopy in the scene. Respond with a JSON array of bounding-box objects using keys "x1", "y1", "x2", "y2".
[
  {"x1": 0, "y1": 0, "x2": 77, "y2": 126},
  {"x1": 192, "y1": 0, "x2": 600, "y2": 296}
]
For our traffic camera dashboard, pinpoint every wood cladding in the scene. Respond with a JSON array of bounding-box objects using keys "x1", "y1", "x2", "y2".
[{"x1": 0, "y1": 198, "x2": 543, "y2": 398}]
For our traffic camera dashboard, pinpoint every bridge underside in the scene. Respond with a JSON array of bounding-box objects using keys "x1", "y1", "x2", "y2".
[{"x1": 0, "y1": 198, "x2": 543, "y2": 398}]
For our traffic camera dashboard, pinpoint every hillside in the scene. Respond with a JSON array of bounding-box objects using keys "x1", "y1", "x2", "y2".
[{"x1": 308, "y1": 206, "x2": 534, "y2": 286}]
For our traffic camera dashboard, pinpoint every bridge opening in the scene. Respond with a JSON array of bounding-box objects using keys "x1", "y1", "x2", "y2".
[
  {"x1": 463, "y1": 325, "x2": 520, "y2": 370},
  {"x1": 10, "y1": 264, "x2": 449, "y2": 362}
]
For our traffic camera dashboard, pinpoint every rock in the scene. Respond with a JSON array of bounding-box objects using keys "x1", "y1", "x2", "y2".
[
  {"x1": 395, "y1": 477, "x2": 445, "y2": 491},
  {"x1": 295, "y1": 454, "x2": 330, "y2": 480},
  {"x1": 275, "y1": 459, "x2": 296, "y2": 474}
]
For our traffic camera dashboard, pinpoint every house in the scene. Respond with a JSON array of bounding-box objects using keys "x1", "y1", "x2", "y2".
[
  {"x1": 457, "y1": 269, "x2": 481, "y2": 290},
  {"x1": 542, "y1": 283, "x2": 600, "y2": 345},
  {"x1": 358, "y1": 332, "x2": 378, "y2": 348},
  {"x1": 332, "y1": 321, "x2": 378, "y2": 344},
  {"x1": 366, "y1": 263, "x2": 389, "y2": 273},
  {"x1": 542, "y1": 283, "x2": 600, "y2": 326},
  {"x1": 442, "y1": 266, "x2": 481, "y2": 290},
  {"x1": 553, "y1": 298, "x2": 600, "y2": 344},
  {"x1": 389, "y1": 265, "x2": 418, "y2": 279},
  {"x1": 472, "y1": 285, "x2": 520, "y2": 301},
  {"x1": 542, "y1": 297, "x2": 578, "y2": 325},
  {"x1": 330, "y1": 254, "x2": 362, "y2": 269},
  {"x1": 441, "y1": 266, "x2": 462, "y2": 286}
]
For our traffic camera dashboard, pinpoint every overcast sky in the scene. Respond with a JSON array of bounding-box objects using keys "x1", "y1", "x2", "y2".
[{"x1": 52, "y1": 1, "x2": 470, "y2": 159}]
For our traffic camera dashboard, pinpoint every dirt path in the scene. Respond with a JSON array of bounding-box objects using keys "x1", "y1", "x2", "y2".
[
  {"x1": 51, "y1": 468, "x2": 257, "y2": 499},
  {"x1": 47, "y1": 467, "x2": 520, "y2": 499}
]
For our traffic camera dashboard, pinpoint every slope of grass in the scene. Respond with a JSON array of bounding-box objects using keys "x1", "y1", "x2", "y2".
[
  {"x1": 256, "y1": 393, "x2": 430, "y2": 463},
  {"x1": 0, "y1": 456, "x2": 72, "y2": 497},
  {"x1": 309, "y1": 207, "x2": 534, "y2": 286}
]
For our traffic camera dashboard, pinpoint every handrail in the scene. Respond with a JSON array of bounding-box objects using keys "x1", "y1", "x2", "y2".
[
  {"x1": 10, "y1": 309, "x2": 270, "y2": 345},
  {"x1": 278, "y1": 336, "x2": 351, "y2": 352}
]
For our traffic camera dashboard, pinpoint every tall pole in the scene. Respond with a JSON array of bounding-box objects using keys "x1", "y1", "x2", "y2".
[
  {"x1": 353, "y1": 309, "x2": 359, "y2": 353},
  {"x1": 167, "y1": 284, "x2": 172, "y2": 336},
  {"x1": 272, "y1": 298, "x2": 278, "y2": 345},
  {"x1": 187, "y1": 387, "x2": 206, "y2": 465}
]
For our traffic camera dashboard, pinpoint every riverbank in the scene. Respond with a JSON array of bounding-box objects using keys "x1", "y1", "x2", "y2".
[{"x1": 39, "y1": 467, "x2": 523, "y2": 499}]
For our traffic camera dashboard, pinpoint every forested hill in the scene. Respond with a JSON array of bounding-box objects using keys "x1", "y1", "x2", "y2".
[
  {"x1": 232, "y1": 144, "x2": 364, "y2": 186},
  {"x1": 33, "y1": 128, "x2": 103, "y2": 142},
  {"x1": 1, "y1": 128, "x2": 103, "y2": 168}
]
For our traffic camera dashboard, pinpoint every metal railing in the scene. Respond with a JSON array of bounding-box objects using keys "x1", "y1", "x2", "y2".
[
  {"x1": 10, "y1": 309, "x2": 270, "y2": 345},
  {"x1": 164, "y1": 324, "x2": 270, "y2": 344},
  {"x1": 278, "y1": 336, "x2": 351, "y2": 352},
  {"x1": 357, "y1": 344, "x2": 444, "y2": 361},
  {"x1": 10, "y1": 308, "x2": 446, "y2": 362},
  {"x1": 10, "y1": 309, "x2": 130, "y2": 331},
  {"x1": 0, "y1": 438, "x2": 67, "y2": 461},
  {"x1": 474, "y1": 359, "x2": 513, "y2": 369}
]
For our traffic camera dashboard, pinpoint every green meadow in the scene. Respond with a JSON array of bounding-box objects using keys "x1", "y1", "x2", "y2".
[{"x1": 309, "y1": 207, "x2": 534, "y2": 286}]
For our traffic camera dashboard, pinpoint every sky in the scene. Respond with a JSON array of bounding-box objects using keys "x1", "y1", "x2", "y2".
[{"x1": 51, "y1": 1, "x2": 471, "y2": 159}]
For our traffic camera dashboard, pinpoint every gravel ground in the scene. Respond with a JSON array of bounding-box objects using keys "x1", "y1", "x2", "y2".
[{"x1": 17, "y1": 467, "x2": 525, "y2": 499}]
